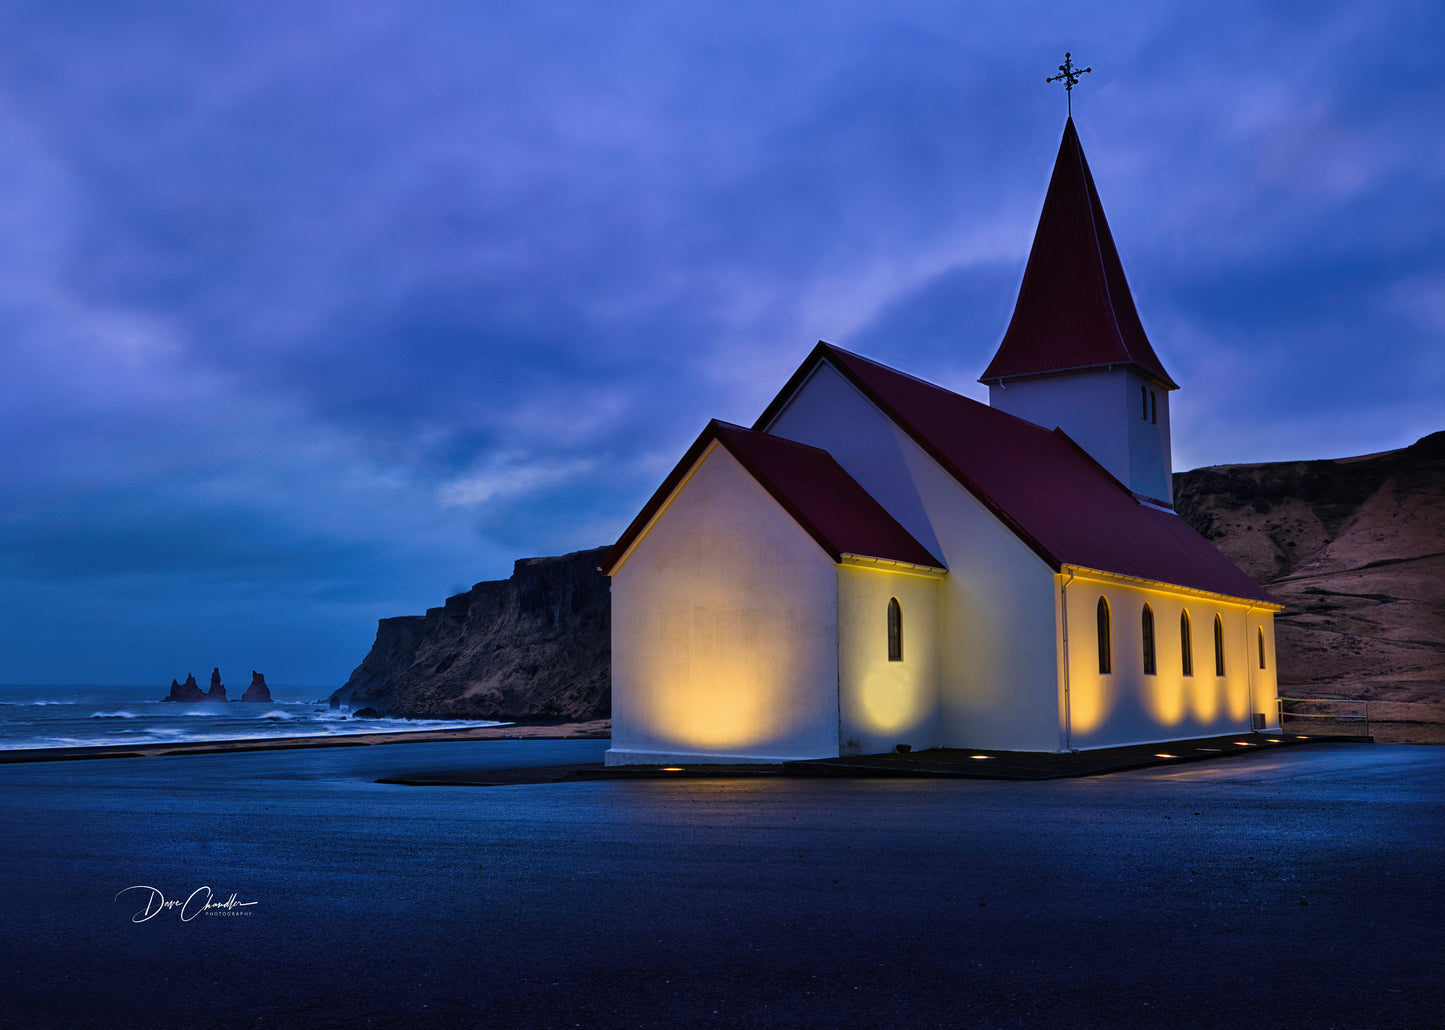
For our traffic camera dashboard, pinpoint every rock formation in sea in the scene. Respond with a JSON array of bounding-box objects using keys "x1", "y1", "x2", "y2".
[
  {"x1": 330, "y1": 547, "x2": 610, "y2": 721},
  {"x1": 241, "y1": 671, "x2": 272, "y2": 703},
  {"x1": 162, "y1": 673, "x2": 206, "y2": 703},
  {"x1": 1174, "y1": 431, "x2": 1444, "y2": 711},
  {"x1": 205, "y1": 668, "x2": 227, "y2": 702}
]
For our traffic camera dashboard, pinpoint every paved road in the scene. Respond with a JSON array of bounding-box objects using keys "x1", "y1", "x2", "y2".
[{"x1": 2, "y1": 741, "x2": 1441, "y2": 1028}]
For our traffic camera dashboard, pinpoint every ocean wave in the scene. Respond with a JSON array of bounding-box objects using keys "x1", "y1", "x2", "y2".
[
  {"x1": 90, "y1": 711, "x2": 139, "y2": 719},
  {"x1": 260, "y1": 710, "x2": 294, "y2": 721},
  {"x1": 182, "y1": 709, "x2": 222, "y2": 717}
]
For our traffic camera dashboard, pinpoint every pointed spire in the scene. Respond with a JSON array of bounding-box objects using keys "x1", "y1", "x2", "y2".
[{"x1": 981, "y1": 118, "x2": 1176, "y2": 389}]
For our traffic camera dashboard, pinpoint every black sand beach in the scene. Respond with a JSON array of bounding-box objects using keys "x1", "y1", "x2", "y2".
[{"x1": 3, "y1": 738, "x2": 1442, "y2": 1029}]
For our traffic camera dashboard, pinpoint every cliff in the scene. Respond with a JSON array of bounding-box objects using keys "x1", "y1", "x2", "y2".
[
  {"x1": 330, "y1": 546, "x2": 610, "y2": 721},
  {"x1": 1174, "y1": 431, "x2": 1445, "y2": 708}
]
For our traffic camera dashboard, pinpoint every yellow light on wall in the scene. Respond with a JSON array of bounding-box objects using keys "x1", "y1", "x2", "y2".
[
  {"x1": 856, "y1": 664, "x2": 927, "y2": 734},
  {"x1": 1188, "y1": 677, "x2": 1221, "y2": 723},
  {"x1": 644, "y1": 644, "x2": 789, "y2": 751},
  {"x1": 1143, "y1": 676, "x2": 1187, "y2": 726}
]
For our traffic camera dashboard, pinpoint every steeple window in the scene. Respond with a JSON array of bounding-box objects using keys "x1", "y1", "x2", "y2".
[
  {"x1": 1258, "y1": 627, "x2": 1266, "y2": 670},
  {"x1": 1141, "y1": 385, "x2": 1148, "y2": 420}
]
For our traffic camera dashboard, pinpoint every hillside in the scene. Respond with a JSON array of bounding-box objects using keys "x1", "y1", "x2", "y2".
[
  {"x1": 1174, "y1": 431, "x2": 1445, "y2": 737},
  {"x1": 329, "y1": 547, "x2": 610, "y2": 721}
]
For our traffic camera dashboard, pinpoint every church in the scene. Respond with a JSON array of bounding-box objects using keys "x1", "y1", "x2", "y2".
[{"x1": 601, "y1": 117, "x2": 1282, "y2": 765}]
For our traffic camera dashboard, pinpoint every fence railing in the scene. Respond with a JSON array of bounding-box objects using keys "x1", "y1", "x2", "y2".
[{"x1": 1277, "y1": 697, "x2": 1371, "y2": 736}]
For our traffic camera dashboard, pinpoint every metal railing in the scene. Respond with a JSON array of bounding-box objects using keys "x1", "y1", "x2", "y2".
[{"x1": 1277, "y1": 697, "x2": 1371, "y2": 736}]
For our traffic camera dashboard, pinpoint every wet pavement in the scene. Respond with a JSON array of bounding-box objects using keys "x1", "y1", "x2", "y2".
[{"x1": 2, "y1": 739, "x2": 1441, "y2": 1028}]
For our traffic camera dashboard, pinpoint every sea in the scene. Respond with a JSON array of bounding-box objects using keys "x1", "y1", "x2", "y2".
[{"x1": 0, "y1": 683, "x2": 503, "y2": 751}]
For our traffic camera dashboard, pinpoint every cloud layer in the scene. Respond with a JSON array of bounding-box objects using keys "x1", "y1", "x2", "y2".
[{"x1": 1, "y1": 1, "x2": 1441, "y2": 683}]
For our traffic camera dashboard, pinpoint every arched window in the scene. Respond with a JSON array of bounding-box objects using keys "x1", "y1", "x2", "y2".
[
  {"x1": 1141, "y1": 604, "x2": 1156, "y2": 675},
  {"x1": 887, "y1": 598, "x2": 903, "y2": 662},
  {"x1": 1258, "y1": 627, "x2": 1266, "y2": 670},
  {"x1": 1096, "y1": 597, "x2": 1112, "y2": 674},
  {"x1": 1180, "y1": 610, "x2": 1193, "y2": 676},
  {"x1": 1214, "y1": 615, "x2": 1226, "y2": 676},
  {"x1": 1141, "y1": 384, "x2": 1148, "y2": 420},
  {"x1": 1150, "y1": 390, "x2": 1157, "y2": 425}
]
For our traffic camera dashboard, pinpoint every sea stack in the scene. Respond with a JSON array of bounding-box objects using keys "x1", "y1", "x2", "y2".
[
  {"x1": 205, "y1": 668, "x2": 227, "y2": 702},
  {"x1": 162, "y1": 673, "x2": 206, "y2": 702},
  {"x1": 242, "y1": 671, "x2": 273, "y2": 703}
]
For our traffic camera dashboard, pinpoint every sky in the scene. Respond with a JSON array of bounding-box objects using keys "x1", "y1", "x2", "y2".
[{"x1": 1, "y1": 0, "x2": 1441, "y2": 687}]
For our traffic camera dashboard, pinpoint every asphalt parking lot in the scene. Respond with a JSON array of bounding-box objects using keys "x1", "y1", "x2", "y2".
[{"x1": 3, "y1": 739, "x2": 1441, "y2": 1028}]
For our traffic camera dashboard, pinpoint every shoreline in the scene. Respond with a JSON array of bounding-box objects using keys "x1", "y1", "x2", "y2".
[{"x1": 0, "y1": 719, "x2": 612, "y2": 764}]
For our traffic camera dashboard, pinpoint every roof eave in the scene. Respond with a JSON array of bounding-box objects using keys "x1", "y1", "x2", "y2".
[
  {"x1": 1059, "y1": 564, "x2": 1283, "y2": 610},
  {"x1": 980, "y1": 360, "x2": 1179, "y2": 391}
]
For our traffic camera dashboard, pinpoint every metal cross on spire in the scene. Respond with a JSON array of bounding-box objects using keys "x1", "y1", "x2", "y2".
[{"x1": 1046, "y1": 52, "x2": 1092, "y2": 117}]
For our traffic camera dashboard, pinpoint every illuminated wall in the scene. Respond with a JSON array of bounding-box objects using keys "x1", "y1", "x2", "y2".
[
  {"x1": 836, "y1": 564, "x2": 942, "y2": 756},
  {"x1": 765, "y1": 362, "x2": 1063, "y2": 752},
  {"x1": 607, "y1": 443, "x2": 843, "y2": 765},
  {"x1": 1059, "y1": 569, "x2": 1280, "y2": 749}
]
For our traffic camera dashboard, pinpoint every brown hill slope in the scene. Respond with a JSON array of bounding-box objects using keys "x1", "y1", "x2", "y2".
[
  {"x1": 1174, "y1": 431, "x2": 1445, "y2": 734},
  {"x1": 330, "y1": 547, "x2": 610, "y2": 721}
]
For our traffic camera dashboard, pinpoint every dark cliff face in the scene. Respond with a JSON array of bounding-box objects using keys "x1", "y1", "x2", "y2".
[
  {"x1": 330, "y1": 546, "x2": 610, "y2": 721},
  {"x1": 1174, "y1": 431, "x2": 1445, "y2": 702}
]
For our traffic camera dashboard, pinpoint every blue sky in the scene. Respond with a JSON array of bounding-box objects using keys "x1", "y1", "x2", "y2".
[{"x1": 1, "y1": 1, "x2": 1440, "y2": 686}]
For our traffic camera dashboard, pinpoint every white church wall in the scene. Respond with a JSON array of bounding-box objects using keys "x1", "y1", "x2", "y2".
[
  {"x1": 987, "y1": 367, "x2": 1172, "y2": 501},
  {"x1": 837, "y1": 564, "x2": 942, "y2": 756},
  {"x1": 765, "y1": 362, "x2": 1063, "y2": 752},
  {"x1": 1060, "y1": 569, "x2": 1280, "y2": 750},
  {"x1": 606, "y1": 443, "x2": 842, "y2": 765}
]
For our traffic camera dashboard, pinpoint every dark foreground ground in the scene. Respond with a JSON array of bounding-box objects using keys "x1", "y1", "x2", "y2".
[{"x1": 2, "y1": 740, "x2": 1442, "y2": 1029}]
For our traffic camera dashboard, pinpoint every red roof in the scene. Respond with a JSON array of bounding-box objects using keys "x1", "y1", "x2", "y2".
[
  {"x1": 757, "y1": 344, "x2": 1273, "y2": 604},
  {"x1": 601, "y1": 419, "x2": 943, "y2": 575},
  {"x1": 980, "y1": 118, "x2": 1178, "y2": 390}
]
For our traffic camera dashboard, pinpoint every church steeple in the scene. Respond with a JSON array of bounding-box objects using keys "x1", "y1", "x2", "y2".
[
  {"x1": 981, "y1": 118, "x2": 1175, "y2": 389},
  {"x1": 982, "y1": 118, "x2": 1177, "y2": 504}
]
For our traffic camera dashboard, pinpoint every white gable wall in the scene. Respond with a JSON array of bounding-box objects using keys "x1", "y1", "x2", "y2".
[
  {"x1": 837, "y1": 564, "x2": 942, "y2": 755},
  {"x1": 606, "y1": 443, "x2": 842, "y2": 765},
  {"x1": 1059, "y1": 570, "x2": 1281, "y2": 749},
  {"x1": 765, "y1": 363, "x2": 1062, "y2": 752}
]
